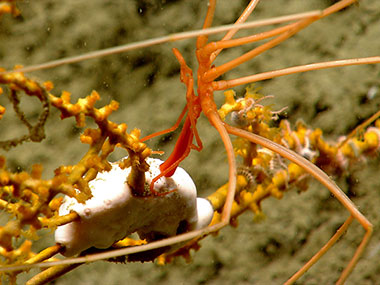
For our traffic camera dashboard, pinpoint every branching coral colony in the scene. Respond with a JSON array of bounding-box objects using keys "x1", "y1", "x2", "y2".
[{"x1": 1, "y1": 0, "x2": 380, "y2": 284}]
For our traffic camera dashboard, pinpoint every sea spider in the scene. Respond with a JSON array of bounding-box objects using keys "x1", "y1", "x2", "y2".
[{"x1": 1, "y1": 0, "x2": 380, "y2": 284}]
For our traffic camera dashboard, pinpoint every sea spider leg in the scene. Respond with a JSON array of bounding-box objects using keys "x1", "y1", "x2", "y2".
[
  {"x1": 2, "y1": 1, "x2": 378, "y2": 282},
  {"x1": 139, "y1": 48, "x2": 201, "y2": 145},
  {"x1": 139, "y1": 105, "x2": 187, "y2": 142},
  {"x1": 59, "y1": 0, "x2": 375, "y2": 274},
  {"x1": 224, "y1": 125, "x2": 372, "y2": 284},
  {"x1": 0, "y1": 10, "x2": 323, "y2": 76},
  {"x1": 198, "y1": 0, "x2": 374, "y2": 283},
  {"x1": 213, "y1": 57, "x2": 380, "y2": 90},
  {"x1": 147, "y1": 0, "x2": 260, "y2": 195},
  {"x1": 197, "y1": 0, "x2": 345, "y2": 229},
  {"x1": 203, "y1": 0, "x2": 361, "y2": 83},
  {"x1": 0, "y1": 6, "x2": 329, "y2": 274},
  {"x1": 207, "y1": 0, "x2": 260, "y2": 61},
  {"x1": 146, "y1": 48, "x2": 203, "y2": 195}
]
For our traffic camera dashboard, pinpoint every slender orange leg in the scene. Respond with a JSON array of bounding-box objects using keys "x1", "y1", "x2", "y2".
[
  {"x1": 172, "y1": 48, "x2": 203, "y2": 150},
  {"x1": 209, "y1": 0, "x2": 260, "y2": 60},
  {"x1": 149, "y1": 117, "x2": 195, "y2": 194},
  {"x1": 145, "y1": 0, "x2": 261, "y2": 194},
  {"x1": 284, "y1": 216, "x2": 354, "y2": 285},
  {"x1": 213, "y1": 56, "x2": 380, "y2": 90},
  {"x1": 196, "y1": 0, "x2": 217, "y2": 49},
  {"x1": 198, "y1": 5, "x2": 373, "y2": 283},
  {"x1": 5, "y1": 2, "x2": 376, "y2": 283},
  {"x1": 151, "y1": 1, "x2": 371, "y2": 282},
  {"x1": 225, "y1": 124, "x2": 373, "y2": 284},
  {"x1": 201, "y1": 21, "x2": 300, "y2": 62},
  {"x1": 140, "y1": 105, "x2": 187, "y2": 142},
  {"x1": 148, "y1": 49, "x2": 203, "y2": 195},
  {"x1": 65, "y1": 2, "x2": 373, "y2": 282},
  {"x1": 203, "y1": 0, "x2": 359, "y2": 82},
  {"x1": 204, "y1": 15, "x2": 319, "y2": 82}
]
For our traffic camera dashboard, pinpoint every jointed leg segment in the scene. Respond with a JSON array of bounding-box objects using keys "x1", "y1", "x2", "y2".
[
  {"x1": 225, "y1": 124, "x2": 373, "y2": 284},
  {"x1": 3, "y1": 1, "x2": 377, "y2": 284},
  {"x1": 159, "y1": 0, "x2": 374, "y2": 282}
]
